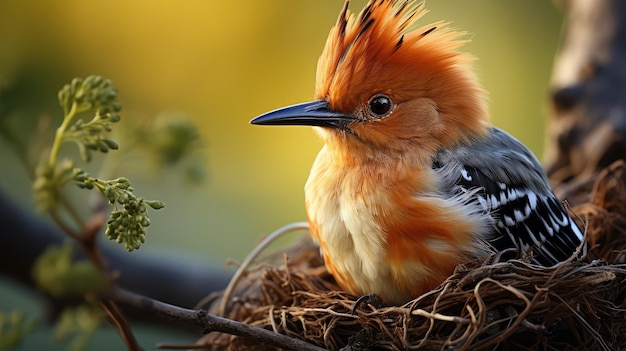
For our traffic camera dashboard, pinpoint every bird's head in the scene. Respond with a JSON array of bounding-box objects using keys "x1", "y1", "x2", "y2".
[{"x1": 252, "y1": 0, "x2": 489, "y2": 163}]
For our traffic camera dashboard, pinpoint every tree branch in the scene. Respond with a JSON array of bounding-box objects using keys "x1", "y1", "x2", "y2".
[
  {"x1": 101, "y1": 298, "x2": 143, "y2": 351},
  {"x1": 112, "y1": 287, "x2": 329, "y2": 351}
]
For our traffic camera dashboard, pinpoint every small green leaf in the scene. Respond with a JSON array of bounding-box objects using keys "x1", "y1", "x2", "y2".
[
  {"x1": 0, "y1": 310, "x2": 38, "y2": 350},
  {"x1": 32, "y1": 244, "x2": 108, "y2": 298},
  {"x1": 54, "y1": 305, "x2": 102, "y2": 351}
]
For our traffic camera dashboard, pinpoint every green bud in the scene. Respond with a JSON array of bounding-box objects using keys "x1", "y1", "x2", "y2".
[
  {"x1": 104, "y1": 187, "x2": 115, "y2": 203},
  {"x1": 141, "y1": 217, "x2": 150, "y2": 227},
  {"x1": 146, "y1": 200, "x2": 165, "y2": 210},
  {"x1": 71, "y1": 77, "x2": 82, "y2": 94},
  {"x1": 97, "y1": 141, "x2": 109, "y2": 153},
  {"x1": 124, "y1": 202, "x2": 137, "y2": 212},
  {"x1": 91, "y1": 75, "x2": 103, "y2": 86},
  {"x1": 115, "y1": 177, "x2": 130, "y2": 187},
  {"x1": 117, "y1": 193, "x2": 129, "y2": 205},
  {"x1": 89, "y1": 124, "x2": 105, "y2": 133},
  {"x1": 58, "y1": 88, "x2": 70, "y2": 110},
  {"x1": 103, "y1": 139, "x2": 119, "y2": 150},
  {"x1": 73, "y1": 169, "x2": 87, "y2": 181}
]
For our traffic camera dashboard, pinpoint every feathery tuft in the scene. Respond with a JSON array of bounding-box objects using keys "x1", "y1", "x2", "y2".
[{"x1": 315, "y1": 0, "x2": 489, "y2": 146}]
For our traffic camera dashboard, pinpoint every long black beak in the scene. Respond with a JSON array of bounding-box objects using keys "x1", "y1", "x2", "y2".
[{"x1": 250, "y1": 100, "x2": 353, "y2": 129}]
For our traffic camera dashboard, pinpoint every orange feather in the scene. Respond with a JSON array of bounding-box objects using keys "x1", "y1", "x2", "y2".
[{"x1": 315, "y1": 0, "x2": 489, "y2": 148}]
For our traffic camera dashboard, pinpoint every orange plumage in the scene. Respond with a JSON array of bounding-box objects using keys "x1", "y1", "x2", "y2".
[
  {"x1": 252, "y1": 0, "x2": 583, "y2": 305},
  {"x1": 316, "y1": 1, "x2": 489, "y2": 149}
]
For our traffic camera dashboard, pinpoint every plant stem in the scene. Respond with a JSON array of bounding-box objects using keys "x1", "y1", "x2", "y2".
[
  {"x1": 100, "y1": 298, "x2": 143, "y2": 351},
  {"x1": 58, "y1": 193, "x2": 86, "y2": 229},
  {"x1": 49, "y1": 209, "x2": 81, "y2": 241},
  {"x1": 49, "y1": 101, "x2": 78, "y2": 168}
]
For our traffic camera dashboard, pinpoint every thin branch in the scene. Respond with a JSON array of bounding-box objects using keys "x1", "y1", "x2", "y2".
[
  {"x1": 58, "y1": 192, "x2": 86, "y2": 228},
  {"x1": 62, "y1": 208, "x2": 143, "y2": 351},
  {"x1": 49, "y1": 208, "x2": 82, "y2": 240},
  {"x1": 101, "y1": 298, "x2": 143, "y2": 351},
  {"x1": 112, "y1": 287, "x2": 329, "y2": 351},
  {"x1": 79, "y1": 212, "x2": 143, "y2": 351},
  {"x1": 217, "y1": 221, "x2": 309, "y2": 315},
  {"x1": 80, "y1": 210, "x2": 109, "y2": 273}
]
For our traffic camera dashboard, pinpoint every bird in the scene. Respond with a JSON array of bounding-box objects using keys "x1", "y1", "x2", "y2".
[{"x1": 251, "y1": 0, "x2": 583, "y2": 305}]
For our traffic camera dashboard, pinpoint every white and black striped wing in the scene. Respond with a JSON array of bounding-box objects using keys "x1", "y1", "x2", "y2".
[
  {"x1": 455, "y1": 165, "x2": 583, "y2": 265},
  {"x1": 434, "y1": 127, "x2": 583, "y2": 265}
]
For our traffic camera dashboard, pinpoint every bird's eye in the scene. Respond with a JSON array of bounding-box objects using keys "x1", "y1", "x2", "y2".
[{"x1": 368, "y1": 94, "x2": 393, "y2": 118}]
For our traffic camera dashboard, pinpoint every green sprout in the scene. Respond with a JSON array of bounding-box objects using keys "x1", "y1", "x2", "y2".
[
  {"x1": 33, "y1": 75, "x2": 164, "y2": 251},
  {"x1": 53, "y1": 75, "x2": 121, "y2": 165},
  {"x1": 74, "y1": 171, "x2": 165, "y2": 251}
]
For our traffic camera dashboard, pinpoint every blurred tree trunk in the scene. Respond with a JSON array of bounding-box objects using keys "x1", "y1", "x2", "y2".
[{"x1": 545, "y1": 0, "x2": 626, "y2": 202}]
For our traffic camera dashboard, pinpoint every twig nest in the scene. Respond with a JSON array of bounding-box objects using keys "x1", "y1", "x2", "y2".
[{"x1": 198, "y1": 160, "x2": 626, "y2": 350}]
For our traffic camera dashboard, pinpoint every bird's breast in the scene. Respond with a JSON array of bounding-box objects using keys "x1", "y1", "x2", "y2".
[
  {"x1": 304, "y1": 147, "x2": 490, "y2": 304},
  {"x1": 304, "y1": 153, "x2": 401, "y2": 300}
]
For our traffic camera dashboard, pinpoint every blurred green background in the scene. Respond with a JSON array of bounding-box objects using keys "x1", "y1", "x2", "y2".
[{"x1": 0, "y1": 0, "x2": 563, "y2": 349}]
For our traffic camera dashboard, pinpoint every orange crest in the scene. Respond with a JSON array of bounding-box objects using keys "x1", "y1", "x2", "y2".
[{"x1": 315, "y1": 0, "x2": 485, "y2": 125}]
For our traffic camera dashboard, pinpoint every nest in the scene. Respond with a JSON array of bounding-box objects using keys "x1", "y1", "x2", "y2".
[{"x1": 197, "y1": 160, "x2": 626, "y2": 350}]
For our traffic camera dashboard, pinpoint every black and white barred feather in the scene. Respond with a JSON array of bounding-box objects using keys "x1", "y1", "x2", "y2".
[{"x1": 434, "y1": 127, "x2": 583, "y2": 265}]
